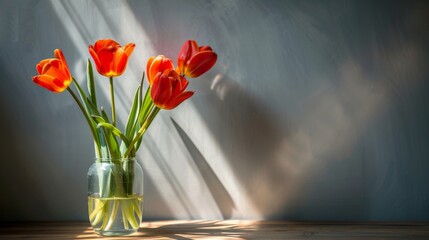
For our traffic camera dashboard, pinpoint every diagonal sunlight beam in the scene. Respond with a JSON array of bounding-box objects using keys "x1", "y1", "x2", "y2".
[
  {"x1": 49, "y1": 0, "x2": 262, "y2": 220},
  {"x1": 49, "y1": 0, "x2": 153, "y2": 128},
  {"x1": 144, "y1": 137, "x2": 199, "y2": 219},
  {"x1": 161, "y1": 102, "x2": 262, "y2": 219},
  {"x1": 171, "y1": 117, "x2": 236, "y2": 219}
]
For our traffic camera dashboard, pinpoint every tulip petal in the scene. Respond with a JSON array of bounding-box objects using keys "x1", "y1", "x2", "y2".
[
  {"x1": 170, "y1": 77, "x2": 182, "y2": 98},
  {"x1": 53, "y1": 49, "x2": 71, "y2": 78},
  {"x1": 146, "y1": 56, "x2": 155, "y2": 83},
  {"x1": 185, "y1": 51, "x2": 217, "y2": 78},
  {"x1": 177, "y1": 40, "x2": 198, "y2": 74},
  {"x1": 43, "y1": 59, "x2": 70, "y2": 81},
  {"x1": 149, "y1": 67, "x2": 193, "y2": 110},
  {"x1": 123, "y1": 43, "x2": 135, "y2": 57},
  {"x1": 165, "y1": 91, "x2": 194, "y2": 110},
  {"x1": 97, "y1": 47, "x2": 117, "y2": 76},
  {"x1": 54, "y1": 49, "x2": 68, "y2": 67},
  {"x1": 33, "y1": 75, "x2": 66, "y2": 93},
  {"x1": 33, "y1": 48, "x2": 71, "y2": 93},
  {"x1": 199, "y1": 46, "x2": 212, "y2": 52},
  {"x1": 148, "y1": 55, "x2": 174, "y2": 85},
  {"x1": 171, "y1": 73, "x2": 187, "y2": 97},
  {"x1": 150, "y1": 73, "x2": 162, "y2": 99},
  {"x1": 112, "y1": 48, "x2": 127, "y2": 76},
  {"x1": 151, "y1": 73, "x2": 173, "y2": 106},
  {"x1": 169, "y1": 69, "x2": 180, "y2": 78},
  {"x1": 93, "y1": 39, "x2": 120, "y2": 52},
  {"x1": 36, "y1": 59, "x2": 51, "y2": 74},
  {"x1": 89, "y1": 40, "x2": 134, "y2": 77},
  {"x1": 89, "y1": 46, "x2": 105, "y2": 76},
  {"x1": 113, "y1": 43, "x2": 134, "y2": 75},
  {"x1": 179, "y1": 75, "x2": 189, "y2": 91}
]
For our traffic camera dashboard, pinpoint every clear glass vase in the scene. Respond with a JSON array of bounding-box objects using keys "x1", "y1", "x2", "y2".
[{"x1": 87, "y1": 158, "x2": 143, "y2": 236}]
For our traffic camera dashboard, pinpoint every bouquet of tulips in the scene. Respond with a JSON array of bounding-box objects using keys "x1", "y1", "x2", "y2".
[{"x1": 32, "y1": 39, "x2": 217, "y2": 232}]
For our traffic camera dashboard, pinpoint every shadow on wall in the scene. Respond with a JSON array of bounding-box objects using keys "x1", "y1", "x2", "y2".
[
  {"x1": 189, "y1": 72, "x2": 291, "y2": 218},
  {"x1": 143, "y1": 136, "x2": 200, "y2": 219},
  {"x1": 142, "y1": 173, "x2": 174, "y2": 221},
  {"x1": 188, "y1": 63, "x2": 375, "y2": 220},
  {"x1": 169, "y1": 0, "x2": 429, "y2": 220},
  {"x1": 1, "y1": 0, "x2": 429, "y2": 222},
  {"x1": 185, "y1": 47, "x2": 427, "y2": 220},
  {"x1": 171, "y1": 118, "x2": 236, "y2": 219}
]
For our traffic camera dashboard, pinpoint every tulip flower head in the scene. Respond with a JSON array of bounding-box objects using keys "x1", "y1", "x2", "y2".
[
  {"x1": 32, "y1": 49, "x2": 72, "y2": 93},
  {"x1": 151, "y1": 68, "x2": 194, "y2": 110},
  {"x1": 177, "y1": 40, "x2": 217, "y2": 78},
  {"x1": 89, "y1": 39, "x2": 135, "y2": 77},
  {"x1": 146, "y1": 55, "x2": 175, "y2": 85}
]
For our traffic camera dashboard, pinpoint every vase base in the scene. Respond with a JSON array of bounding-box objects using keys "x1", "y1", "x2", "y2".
[
  {"x1": 88, "y1": 194, "x2": 143, "y2": 236},
  {"x1": 95, "y1": 229, "x2": 138, "y2": 236}
]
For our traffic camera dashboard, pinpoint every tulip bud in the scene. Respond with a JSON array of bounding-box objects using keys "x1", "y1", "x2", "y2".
[
  {"x1": 32, "y1": 49, "x2": 72, "y2": 93},
  {"x1": 89, "y1": 39, "x2": 135, "y2": 77},
  {"x1": 151, "y1": 69, "x2": 194, "y2": 110},
  {"x1": 146, "y1": 55, "x2": 174, "y2": 85},
  {"x1": 177, "y1": 40, "x2": 217, "y2": 78}
]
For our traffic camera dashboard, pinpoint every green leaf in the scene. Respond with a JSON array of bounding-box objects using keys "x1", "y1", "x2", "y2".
[
  {"x1": 100, "y1": 108, "x2": 120, "y2": 158},
  {"x1": 137, "y1": 87, "x2": 153, "y2": 131},
  {"x1": 90, "y1": 114, "x2": 109, "y2": 158},
  {"x1": 86, "y1": 97, "x2": 100, "y2": 116},
  {"x1": 101, "y1": 107, "x2": 111, "y2": 124},
  {"x1": 120, "y1": 141, "x2": 127, "y2": 156},
  {"x1": 97, "y1": 122, "x2": 131, "y2": 147},
  {"x1": 98, "y1": 128, "x2": 109, "y2": 158},
  {"x1": 86, "y1": 59, "x2": 97, "y2": 107},
  {"x1": 130, "y1": 86, "x2": 154, "y2": 152},
  {"x1": 91, "y1": 115, "x2": 106, "y2": 124},
  {"x1": 73, "y1": 78, "x2": 89, "y2": 110},
  {"x1": 139, "y1": 72, "x2": 145, "y2": 109},
  {"x1": 136, "y1": 133, "x2": 143, "y2": 150},
  {"x1": 125, "y1": 86, "x2": 141, "y2": 139},
  {"x1": 125, "y1": 74, "x2": 145, "y2": 142},
  {"x1": 124, "y1": 107, "x2": 160, "y2": 157},
  {"x1": 72, "y1": 78, "x2": 102, "y2": 156},
  {"x1": 135, "y1": 121, "x2": 143, "y2": 150}
]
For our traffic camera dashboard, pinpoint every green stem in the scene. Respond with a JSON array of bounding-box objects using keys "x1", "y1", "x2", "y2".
[
  {"x1": 67, "y1": 87, "x2": 101, "y2": 157},
  {"x1": 105, "y1": 200, "x2": 119, "y2": 230},
  {"x1": 129, "y1": 86, "x2": 151, "y2": 139},
  {"x1": 124, "y1": 107, "x2": 161, "y2": 157},
  {"x1": 110, "y1": 77, "x2": 116, "y2": 127},
  {"x1": 89, "y1": 199, "x2": 106, "y2": 222},
  {"x1": 121, "y1": 206, "x2": 129, "y2": 229}
]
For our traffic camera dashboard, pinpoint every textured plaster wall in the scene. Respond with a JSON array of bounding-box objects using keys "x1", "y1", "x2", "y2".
[{"x1": 0, "y1": 0, "x2": 428, "y2": 221}]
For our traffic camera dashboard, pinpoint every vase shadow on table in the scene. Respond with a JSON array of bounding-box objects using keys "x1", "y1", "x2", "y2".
[
  {"x1": 171, "y1": 118, "x2": 236, "y2": 219},
  {"x1": 71, "y1": 221, "x2": 264, "y2": 239},
  {"x1": 137, "y1": 220, "x2": 263, "y2": 240}
]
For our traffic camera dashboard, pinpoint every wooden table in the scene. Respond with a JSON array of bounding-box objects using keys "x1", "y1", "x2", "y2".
[{"x1": 1, "y1": 220, "x2": 428, "y2": 239}]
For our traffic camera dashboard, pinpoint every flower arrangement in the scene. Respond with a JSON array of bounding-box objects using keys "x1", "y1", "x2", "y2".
[{"x1": 32, "y1": 39, "x2": 217, "y2": 235}]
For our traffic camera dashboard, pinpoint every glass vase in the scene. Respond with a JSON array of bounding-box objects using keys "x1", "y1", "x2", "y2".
[{"x1": 87, "y1": 158, "x2": 143, "y2": 236}]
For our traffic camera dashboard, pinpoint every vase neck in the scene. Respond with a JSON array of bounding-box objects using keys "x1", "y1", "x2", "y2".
[{"x1": 95, "y1": 157, "x2": 136, "y2": 163}]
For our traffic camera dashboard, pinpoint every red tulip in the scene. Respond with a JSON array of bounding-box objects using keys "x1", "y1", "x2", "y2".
[
  {"x1": 146, "y1": 55, "x2": 174, "y2": 85},
  {"x1": 177, "y1": 40, "x2": 217, "y2": 78},
  {"x1": 32, "y1": 49, "x2": 72, "y2": 93},
  {"x1": 89, "y1": 39, "x2": 135, "y2": 77},
  {"x1": 151, "y1": 69, "x2": 194, "y2": 110}
]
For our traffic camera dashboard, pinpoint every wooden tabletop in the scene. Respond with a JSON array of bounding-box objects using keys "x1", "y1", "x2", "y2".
[{"x1": 1, "y1": 220, "x2": 428, "y2": 239}]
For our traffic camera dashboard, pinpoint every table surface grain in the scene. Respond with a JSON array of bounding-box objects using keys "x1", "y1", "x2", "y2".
[{"x1": 1, "y1": 220, "x2": 429, "y2": 239}]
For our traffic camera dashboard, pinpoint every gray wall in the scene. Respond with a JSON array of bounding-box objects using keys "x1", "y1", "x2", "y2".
[{"x1": 1, "y1": 0, "x2": 428, "y2": 221}]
